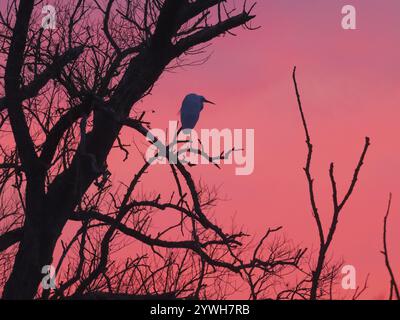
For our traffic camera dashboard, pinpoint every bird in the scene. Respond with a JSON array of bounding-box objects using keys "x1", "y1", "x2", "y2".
[{"x1": 179, "y1": 93, "x2": 215, "y2": 134}]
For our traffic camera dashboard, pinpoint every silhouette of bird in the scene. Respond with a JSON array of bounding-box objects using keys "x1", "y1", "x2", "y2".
[{"x1": 179, "y1": 93, "x2": 215, "y2": 133}]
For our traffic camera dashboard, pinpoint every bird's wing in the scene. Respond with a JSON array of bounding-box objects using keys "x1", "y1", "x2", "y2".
[{"x1": 181, "y1": 109, "x2": 200, "y2": 129}]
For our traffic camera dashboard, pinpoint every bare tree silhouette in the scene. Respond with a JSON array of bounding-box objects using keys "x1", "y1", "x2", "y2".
[
  {"x1": 292, "y1": 67, "x2": 370, "y2": 300},
  {"x1": 0, "y1": 1, "x2": 376, "y2": 301},
  {"x1": 382, "y1": 193, "x2": 400, "y2": 300},
  {"x1": 0, "y1": 0, "x2": 309, "y2": 300}
]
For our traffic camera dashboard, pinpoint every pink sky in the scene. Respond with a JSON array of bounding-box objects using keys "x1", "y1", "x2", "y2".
[
  {"x1": 105, "y1": 0, "x2": 400, "y2": 299},
  {"x1": 1, "y1": 0, "x2": 397, "y2": 299}
]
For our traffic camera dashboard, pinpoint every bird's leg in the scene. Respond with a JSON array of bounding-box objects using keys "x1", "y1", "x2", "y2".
[
  {"x1": 176, "y1": 126, "x2": 183, "y2": 136},
  {"x1": 186, "y1": 130, "x2": 201, "y2": 162},
  {"x1": 175, "y1": 127, "x2": 191, "y2": 143},
  {"x1": 197, "y1": 138, "x2": 204, "y2": 149}
]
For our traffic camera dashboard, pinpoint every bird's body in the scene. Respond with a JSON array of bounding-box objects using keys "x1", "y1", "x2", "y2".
[{"x1": 180, "y1": 93, "x2": 214, "y2": 132}]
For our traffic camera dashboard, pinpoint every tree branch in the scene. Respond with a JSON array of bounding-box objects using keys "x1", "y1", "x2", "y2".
[
  {"x1": 382, "y1": 193, "x2": 400, "y2": 300},
  {"x1": 0, "y1": 228, "x2": 23, "y2": 252},
  {"x1": 174, "y1": 11, "x2": 255, "y2": 56}
]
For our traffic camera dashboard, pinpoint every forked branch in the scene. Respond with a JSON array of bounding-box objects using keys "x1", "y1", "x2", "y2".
[{"x1": 292, "y1": 66, "x2": 370, "y2": 300}]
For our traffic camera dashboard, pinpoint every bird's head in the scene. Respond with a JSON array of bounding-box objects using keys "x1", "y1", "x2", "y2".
[
  {"x1": 199, "y1": 95, "x2": 215, "y2": 106},
  {"x1": 185, "y1": 94, "x2": 215, "y2": 107}
]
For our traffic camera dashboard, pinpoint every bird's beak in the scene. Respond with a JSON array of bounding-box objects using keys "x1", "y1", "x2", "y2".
[{"x1": 204, "y1": 98, "x2": 215, "y2": 105}]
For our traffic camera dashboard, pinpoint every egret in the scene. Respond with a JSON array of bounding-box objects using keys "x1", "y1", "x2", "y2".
[{"x1": 179, "y1": 93, "x2": 215, "y2": 134}]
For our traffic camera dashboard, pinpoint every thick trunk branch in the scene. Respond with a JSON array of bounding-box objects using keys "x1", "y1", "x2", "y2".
[
  {"x1": 0, "y1": 228, "x2": 23, "y2": 252},
  {"x1": 175, "y1": 12, "x2": 255, "y2": 55}
]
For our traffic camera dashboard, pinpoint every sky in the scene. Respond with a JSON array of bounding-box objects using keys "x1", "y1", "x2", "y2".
[
  {"x1": 2, "y1": 0, "x2": 400, "y2": 299},
  {"x1": 109, "y1": 0, "x2": 400, "y2": 299}
]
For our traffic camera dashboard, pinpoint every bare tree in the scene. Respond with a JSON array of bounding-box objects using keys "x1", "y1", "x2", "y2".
[
  {"x1": 292, "y1": 67, "x2": 370, "y2": 300},
  {"x1": 0, "y1": 0, "x2": 309, "y2": 300},
  {"x1": 0, "y1": 1, "x2": 376, "y2": 301},
  {"x1": 381, "y1": 193, "x2": 400, "y2": 300}
]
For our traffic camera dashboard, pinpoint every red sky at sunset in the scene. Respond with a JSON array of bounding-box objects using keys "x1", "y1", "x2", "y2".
[
  {"x1": 104, "y1": 0, "x2": 400, "y2": 299},
  {"x1": 3, "y1": 0, "x2": 400, "y2": 299}
]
